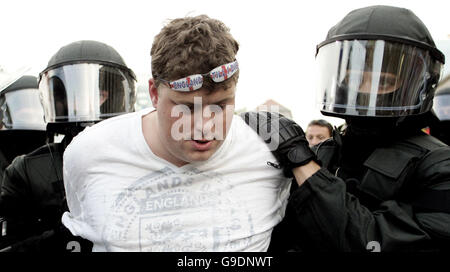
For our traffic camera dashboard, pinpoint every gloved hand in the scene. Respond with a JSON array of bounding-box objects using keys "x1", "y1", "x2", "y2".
[{"x1": 241, "y1": 111, "x2": 317, "y2": 177}]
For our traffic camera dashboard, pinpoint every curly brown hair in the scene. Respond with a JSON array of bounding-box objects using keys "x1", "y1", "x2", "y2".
[{"x1": 151, "y1": 15, "x2": 239, "y2": 91}]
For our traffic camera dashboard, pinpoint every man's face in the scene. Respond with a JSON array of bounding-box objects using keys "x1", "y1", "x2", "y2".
[
  {"x1": 346, "y1": 70, "x2": 399, "y2": 94},
  {"x1": 306, "y1": 125, "x2": 331, "y2": 147},
  {"x1": 151, "y1": 80, "x2": 236, "y2": 166}
]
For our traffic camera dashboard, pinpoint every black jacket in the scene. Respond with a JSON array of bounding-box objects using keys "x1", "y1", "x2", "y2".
[
  {"x1": 0, "y1": 137, "x2": 92, "y2": 252},
  {"x1": 269, "y1": 128, "x2": 450, "y2": 252},
  {"x1": 0, "y1": 150, "x2": 9, "y2": 186}
]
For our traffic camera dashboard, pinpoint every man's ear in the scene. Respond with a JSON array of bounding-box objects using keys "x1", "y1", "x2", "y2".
[{"x1": 149, "y1": 78, "x2": 159, "y2": 109}]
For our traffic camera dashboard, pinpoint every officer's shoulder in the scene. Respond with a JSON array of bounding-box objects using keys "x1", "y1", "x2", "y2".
[
  {"x1": 398, "y1": 133, "x2": 450, "y2": 168},
  {"x1": 402, "y1": 132, "x2": 448, "y2": 151},
  {"x1": 69, "y1": 112, "x2": 137, "y2": 146},
  {"x1": 4, "y1": 144, "x2": 60, "y2": 176},
  {"x1": 27, "y1": 142, "x2": 63, "y2": 156},
  {"x1": 8, "y1": 143, "x2": 62, "y2": 166}
]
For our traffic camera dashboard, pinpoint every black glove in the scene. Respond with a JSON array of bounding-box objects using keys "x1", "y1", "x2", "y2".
[{"x1": 241, "y1": 111, "x2": 317, "y2": 177}]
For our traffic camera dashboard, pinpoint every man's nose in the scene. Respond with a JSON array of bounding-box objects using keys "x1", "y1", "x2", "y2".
[
  {"x1": 310, "y1": 138, "x2": 320, "y2": 147},
  {"x1": 358, "y1": 78, "x2": 373, "y2": 93},
  {"x1": 193, "y1": 106, "x2": 215, "y2": 137}
]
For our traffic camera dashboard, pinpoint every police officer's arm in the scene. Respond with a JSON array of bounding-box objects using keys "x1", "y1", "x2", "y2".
[
  {"x1": 289, "y1": 163, "x2": 432, "y2": 251},
  {"x1": 291, "y1": 153, "x2": 450, "y2": 251},
  {"x1": 409, "y1": 147, "x2": 450, "y2": 247},
  {"x1": 291, "y1": 161, "x2": 320, "y2": 186},
  {"x1": 0, "y1": 155, "x2": 32, "y2": 219}
]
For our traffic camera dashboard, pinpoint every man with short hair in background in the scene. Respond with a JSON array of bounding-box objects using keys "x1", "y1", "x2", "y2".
[{"x1": 305, "y1": 119, "x2": 333, "y2": 147}]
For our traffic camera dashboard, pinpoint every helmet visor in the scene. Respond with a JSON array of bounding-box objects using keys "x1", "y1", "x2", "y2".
[
  {"x1": 0, "y1": 88, "x2": 46, "y2": 130},
  {"x1": 39, "y1": 63, "x2": 136, "y2": 123},
  {"x1": 316, "y1": 40, "x2": 442, "y2": 117},
  {"x1": 433, "y1": 94, "x2": 450, "y2": 121}
]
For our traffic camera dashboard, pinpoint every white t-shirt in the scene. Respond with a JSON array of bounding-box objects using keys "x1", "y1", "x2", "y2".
[{"x1": 62, "y1": 108, "x2": 291, "y2": 252}]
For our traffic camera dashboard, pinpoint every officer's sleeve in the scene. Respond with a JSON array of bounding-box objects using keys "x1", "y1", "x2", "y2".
[
  {"x1": 411, "y1": 148, "x2": 450, "y2": 250},
  {"x1": 288, "y1": 168, "x2": 434, "y2": 251},
  {"x1": 0, "y1": 156, "x2": 32, "y2": 218},
  {"x1": 0, "y1": 155, "x2": 36, "y2": 245}
]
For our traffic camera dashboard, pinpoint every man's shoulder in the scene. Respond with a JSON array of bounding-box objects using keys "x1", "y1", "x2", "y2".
[
  {"x1": 230, "y1": 114, "x2": 275, "y2": 155},
  {"x1": 232, "y1": 114, "x2": 259, "y2": 138}
]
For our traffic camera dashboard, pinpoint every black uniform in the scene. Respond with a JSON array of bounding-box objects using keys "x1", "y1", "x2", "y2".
[
  {"x1": 0, "y1": 150, "x2": 9, "y2": 183},
  {"x1": 0, "y1": 136, "x2": 92, "y2": 251},
  {"x1": 0, "y1": 40, "x2": 136, "y2": 252},
  {"x1": 262, "y1": 6, "x2": 450, "y2": 252},
  {"x1": 0, "y1": 75, "x2": 49, "y2": 247},
  {"x1": 269, "y1": 118, "x2": 450, "y2": 252}
]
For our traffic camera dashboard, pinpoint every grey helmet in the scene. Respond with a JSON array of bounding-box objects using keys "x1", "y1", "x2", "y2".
[
  {"x1": 0, "y1": 75, "x2": 46, "y2": 130},
  {"x1": 38, "y1": 40, "x2": 136, "y2": 125},
  {"x1": 315, "y1": 5, "x2": 444, "y2": 118}
]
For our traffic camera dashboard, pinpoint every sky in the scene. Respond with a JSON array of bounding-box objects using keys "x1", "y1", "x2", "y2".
[{"x1": 1, "y1": 0, "x2": 449, "y2": 127}]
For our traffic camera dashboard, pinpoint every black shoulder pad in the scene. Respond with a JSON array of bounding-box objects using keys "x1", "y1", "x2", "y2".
[{"x1": 403, "y1": 133, "x2": 447, "y2": 152}]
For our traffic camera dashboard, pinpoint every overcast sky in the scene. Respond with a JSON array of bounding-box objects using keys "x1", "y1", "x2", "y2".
[{"x1": 1, "y1": 0, "x2": 449, "y2": 127}]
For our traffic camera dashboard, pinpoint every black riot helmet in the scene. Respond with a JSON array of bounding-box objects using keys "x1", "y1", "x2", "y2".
[
  {"x1": 315, "y1": 5, "x2": 444, "y2": 119},
  {"x1": 0, "y1": 75, "x2": 48, "y2": 163},
  {"x1": 0, "y1": 75, "x2": 46, "y2": 131},
  {"x1": 38, "y1": 40, "x2": 136, "y2": 132}
]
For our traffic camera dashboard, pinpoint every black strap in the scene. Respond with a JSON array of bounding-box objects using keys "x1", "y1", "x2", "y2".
[{"x1": 413, "y1": 188, "x2": 450, "y2": 213}]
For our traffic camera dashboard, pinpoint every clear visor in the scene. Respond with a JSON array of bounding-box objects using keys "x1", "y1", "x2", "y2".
[
  {"x1": 0, "y1": 66, "x2": 31, "y2": 91},
  {"x1": 0, "y1": 88, "x2": 46, "y2": 130},
  {"x1": 433, "y1": 94, "x2": 450, "y2": 121},
  {"x1": 39, "y1": 63, "x2": 136, "y2": 123},
  {"x1": 316, "y1": 40, "x2": 442, "y2": 117}
]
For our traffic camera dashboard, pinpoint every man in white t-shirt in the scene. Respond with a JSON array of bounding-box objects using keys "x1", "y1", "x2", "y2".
[{"x1": 62, "y1": 15, "x2": 290, "y2": 252}]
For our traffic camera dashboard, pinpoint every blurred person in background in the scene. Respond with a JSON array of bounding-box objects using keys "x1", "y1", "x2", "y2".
[
  {"x1": 0, "y1": 75, "x2": 47, "y2": 182},
  {"x1": 305, "y1": 119, "x2": 333, "y2": 147},
  {"x1": 430, "y1": 86, "x2": 450, "y2": 145}
]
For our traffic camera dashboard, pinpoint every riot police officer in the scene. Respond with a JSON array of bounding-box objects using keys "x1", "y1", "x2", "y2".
[
  {"x1": 246, "y1": 5, "x2": 450, "y2": 251},
  {"x1": 0, "y1": 40, "x2": 137, "y2": 251},
  {"x1": 430, "y1": 87, "x2": 450, "y2": 145},
  {"x1": 0, "y1": 75, "x2": 47, "y2": 182}
]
